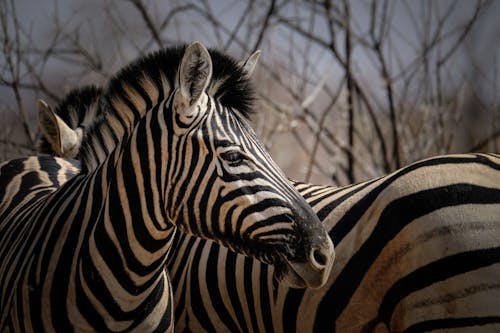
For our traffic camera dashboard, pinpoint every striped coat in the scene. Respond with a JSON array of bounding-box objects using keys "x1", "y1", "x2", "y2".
[{"x1": 35, "y1": 46, "x2": 500, "y2": 332}]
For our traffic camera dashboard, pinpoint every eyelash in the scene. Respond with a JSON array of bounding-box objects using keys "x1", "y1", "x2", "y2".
[{"x1": 220, "y1": 150, "x2": 245, "y2": 166}]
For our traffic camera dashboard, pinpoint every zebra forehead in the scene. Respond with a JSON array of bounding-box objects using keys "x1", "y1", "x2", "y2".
[{"x1": 109, "y1": 44, "x2": 255, "y2": 119}]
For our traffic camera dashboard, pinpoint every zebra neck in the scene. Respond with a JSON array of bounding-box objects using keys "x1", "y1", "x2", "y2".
[
  {"x1": 68, "y1": 154, "x2": 177, "y2": 326},
  {"x1": 79, "y1": 92, "x2": 171, "y2": 173},
  {"x1": 79, "y1": 71, "x2": 172, "y2": 172},
  {"x1": 98, "y1": 140, "x2": 175, "y2": 258}
]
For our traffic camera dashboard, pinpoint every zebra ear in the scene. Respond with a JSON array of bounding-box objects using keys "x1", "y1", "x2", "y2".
[
  {"x1": 175, "y1": 42, "x2": 213, "y2": 113},
  {"x1": 238, "y1": 50, "x2": 261, "y2": 78},
  {"x1": 37, "y1": 99, "x2": 81, "y2": 158}
]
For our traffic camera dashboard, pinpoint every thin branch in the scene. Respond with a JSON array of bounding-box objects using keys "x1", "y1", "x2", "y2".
[
  {"x1": 468, "y1": 129, "x2": 500, "y2": 152},
  {"x1": 305, "y1": 76, "x2": 345, "y2": 181},
  {"x1": 340, "y1": 0, "x2": 356, "y2": 182},
  {"x1": 0, "y1": 0, "x2": 34, "y2": 145},
  {"x1": 369, "y1": 0, "x2": 399, "y2": 169},
  {"x1": 129, "y1": 0, "x2": 164, "y2": 48},
  {"x1": 251, "y1": 0, "x2": 276, "y2": 53},
  {"x1": 223, "y1": 1, "x2": 254, "y2": 51}
]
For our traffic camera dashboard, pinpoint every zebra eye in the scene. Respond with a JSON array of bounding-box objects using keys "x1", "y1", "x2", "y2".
[{"x1": 221, "y1": 150, "x2": 245, "y2": 166}]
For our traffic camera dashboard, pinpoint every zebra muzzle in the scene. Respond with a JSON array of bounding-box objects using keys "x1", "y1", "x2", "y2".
[
  {"x1": 281, "y1": 235, "x2": 335, "y2": 289},
  {"x1": 277, "y1": 199, "x2": 336, "y2": 289}
]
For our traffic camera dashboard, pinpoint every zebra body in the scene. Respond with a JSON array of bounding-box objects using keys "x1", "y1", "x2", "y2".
[
  {"x1": 35, "y1": 49, "x2": 500, "y2": 332},
  {"x1": 169, "y1": 153, "x2": 500, "y2": 333},
  {"x1": 0, "y1": 43, "x2": 333, "y2": 332},
  {"x1": 30, "y1": 151, "x2": 500, "y2": 332}
]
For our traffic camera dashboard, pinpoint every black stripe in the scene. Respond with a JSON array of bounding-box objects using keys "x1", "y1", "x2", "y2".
[
  {"x1": 118, "y1": 140, "x2": 166, "y2": 253},
  {"x1": 244, "y1": 255, "x2": 260, "y2": 332},
  {"x1": 259, "y1": 263, "x2": 275, "y2": 333},
  {"x1": 225, "y1": 250, "x2": 247, "y2": 332},
  {"x1": 377, "y1": 247, "x2": 500, "y2": 328},
  {"x1": 329, "y1": 155, "x2": 493, "y2": 246},
  {"x1": 75, "y1": 262, "x2": 109, "y2": 332},
  {"x1": 129, "y1": 76, "x2": 153, "y2": 112},
  {"x1": 105, "y1": 179, "x2": 165, "y2": 279},
  {"x1": 316, "y1": 183, "x2": 500, "y2": 333},
  {"x1": 316, "y1": 179, "x2": 378, "y2": 222},
  {"x1": 152, "y1": 288, "x2": 173, "y2": 333},
  {"x1": 113, "y1": 82, "x2": 141, "y2": 121},
  {"x1": 189, "y1": 240, "x2": 218, "y2": 332},
  {"x1": 403, "y1": 316, "x2": 500, "y2": 333},
  {"x1": 50, "y1": 182, "x2": 101, "y2": 331},
  {"x1": 150, "y1": 106, "x2": 167, "y2": 222},
  {"x1": 170, "y1": 234, "x2": 195, "y2": 322},
  {"x1": 136, "y1": 115, "x2": 159, "y2": 229},
  {"x1": 283, "y1": 288, "x2": 306, "y2": 332},
  {"x1": 204, "y1": 243, "x2": 241, "y2": 332},
  {"x1": 179, "y1": 132, "x2": 203, "y2": 233}
]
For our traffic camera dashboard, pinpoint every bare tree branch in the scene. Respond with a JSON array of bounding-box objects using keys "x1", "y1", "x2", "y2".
[
  {"x1": 0, "y1": 0, "x2": 34, "y2": 145},
  {"x1": 129, "y1": 0, "x2": 164, "y2": 48}
]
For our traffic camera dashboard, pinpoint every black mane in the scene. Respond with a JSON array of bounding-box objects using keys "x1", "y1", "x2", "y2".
[
  {"x1": 106, "y1": 45, "x2": 255, "y2": 119},
  {"x1": 43, "y1": 44, "x2": 256, "y2": 170}
]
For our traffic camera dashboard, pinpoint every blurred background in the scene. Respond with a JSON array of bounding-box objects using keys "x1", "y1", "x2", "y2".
[{"x1": 0, "y1": 0, "x2": 498, "y2": 185}]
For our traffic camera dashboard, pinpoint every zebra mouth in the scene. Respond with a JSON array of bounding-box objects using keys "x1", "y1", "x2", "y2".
[
  {"x1": 274, "y1": 256, "x2": 332, "y2": 289},
  {"x1": 274, "y1": 237, "x2": 335, "y2": 289},
  {"x1": 279, "y1": 261, "x2": 308, "y2": 288}
]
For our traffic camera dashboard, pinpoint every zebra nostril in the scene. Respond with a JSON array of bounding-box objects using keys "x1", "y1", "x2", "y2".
[{"x1": 311, "y1": 248, "x2": 327, "y2": 268}]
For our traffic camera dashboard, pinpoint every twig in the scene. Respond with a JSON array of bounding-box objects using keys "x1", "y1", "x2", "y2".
[
  {"x1": 251, "y1": 0, "x2": 275, "y2": 53},
  {"x1": 129, "y1": 0, "x2": 164, "y2": 48}
]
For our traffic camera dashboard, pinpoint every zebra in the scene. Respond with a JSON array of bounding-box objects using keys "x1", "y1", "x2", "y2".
[
  {"x1": 0, "y1": 42, "x2": 335, "y2": 332},
  {"x1": 168, "y1": 153, "x2": 500, "y2": 333},
  {"x1": 37, "y1": 53, "x2": 500, "y2": 332}
]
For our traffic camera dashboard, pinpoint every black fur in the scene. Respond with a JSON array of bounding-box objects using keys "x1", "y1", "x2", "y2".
[
  {"x1": 40, "y1": 45, "x2": 256, "y2": 170},
  {"x1": 106, "y1": 45, "x2": 255, "y2": 120}
]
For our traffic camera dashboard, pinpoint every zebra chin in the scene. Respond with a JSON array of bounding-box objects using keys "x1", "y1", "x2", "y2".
[{"x1": 274, "y1": 236, "x2": 335, "y2": 289}]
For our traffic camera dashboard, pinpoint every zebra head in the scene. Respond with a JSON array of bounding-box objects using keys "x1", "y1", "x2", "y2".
[
  {"x1": 163, "y1": 42, "x2": 334, "y2": 288},
  {"x1": 37, "y1": 42, "x2": 335, "y2": 289}
]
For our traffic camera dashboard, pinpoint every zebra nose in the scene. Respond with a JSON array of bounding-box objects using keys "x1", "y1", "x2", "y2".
[
  {"x1": 310, "y1": 233, "x2": 335, "y2": 272},
  {"x1": 282, "y1": 234, "x2": 335, "y2": 289},
  {"x1": 311, "y1": 247, "x2": 328, "y2": 269}
]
